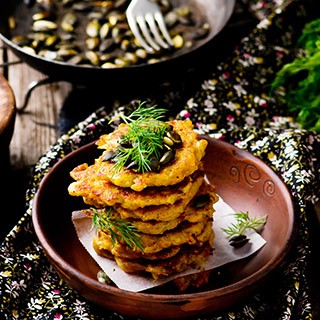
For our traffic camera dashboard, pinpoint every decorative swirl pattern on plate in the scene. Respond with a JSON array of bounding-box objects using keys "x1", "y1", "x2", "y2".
[
  {"x1": 230, "y1": 164, "x2": 274, "y2": 196},
  {"x1": 263, "y1": 180, "x2": 275, "y2": 196},
  {"x1": 244, "y1": 164, "x2": 261, "y2": 186},
  {"x1": 230, "y1": 166, "x2": 240, "y2": 183}
]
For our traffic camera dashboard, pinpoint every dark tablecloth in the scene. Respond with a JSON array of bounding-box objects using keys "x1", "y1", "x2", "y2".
[{"x1": 1, "y1": 0, "x2": 320, "y2": 319}]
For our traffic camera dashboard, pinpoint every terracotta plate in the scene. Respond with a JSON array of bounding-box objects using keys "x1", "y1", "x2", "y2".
[{"x1": 32, "y1": 136, "x2": 295, "y2": 319}]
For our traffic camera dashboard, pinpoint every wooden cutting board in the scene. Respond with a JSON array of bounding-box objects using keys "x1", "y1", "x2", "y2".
[{"x1": 0, "y1": 72, "x2": 16, "y2": 168}]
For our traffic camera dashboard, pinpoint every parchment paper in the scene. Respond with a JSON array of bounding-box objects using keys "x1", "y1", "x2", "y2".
[{"x1": 72, "y1": 197, "x2": 266, "y2": 292}]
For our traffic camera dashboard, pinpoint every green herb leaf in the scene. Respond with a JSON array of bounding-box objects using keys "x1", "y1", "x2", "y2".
[
  {"x1": 109, "y1": 102, "x2": 169, "y2": 173},
  {"x1": 90, "y1": 207, "x2": 144, "y2": 251},
  {"x1": 221, "y1": 211, "x2": 268, "y2": 238},
  {"x1": 270, "y1": 18, "x2": 320, "y2": 132}
]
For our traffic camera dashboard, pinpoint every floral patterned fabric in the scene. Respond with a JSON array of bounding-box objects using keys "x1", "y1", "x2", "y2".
[{"x1": 1, "y1": 0, "x2": 320, "y2": 319}]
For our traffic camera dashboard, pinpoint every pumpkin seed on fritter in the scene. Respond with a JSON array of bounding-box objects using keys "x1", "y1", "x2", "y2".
[
  {"x1": 166, "y1": 130, "x2": 182, "y2": 145},
  {"x1": 159, "y1": 149, "x2": 175, "y2": 166},
  {"x1": 193, "y1": 194, "x2": 210, "y2": 208}
]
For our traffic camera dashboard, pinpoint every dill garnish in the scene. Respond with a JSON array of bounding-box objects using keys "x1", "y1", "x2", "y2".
[
  {"x1": 270, "y1": 18, "x2": 320, "y2": 132},
  {"x1": 90, "y1": 207, "x2": 144, "y2": 251},
  {"x1": 109, "y1": 102, "x2": 169, "y2": 173},
  {"x1": 222, "y1": 211, "x2": 267, "y2": 245}
]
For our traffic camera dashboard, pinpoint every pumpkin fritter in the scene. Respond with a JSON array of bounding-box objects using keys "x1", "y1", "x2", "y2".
[
  {"x1": 114, "y1": 178, "x2": 218, "y2": 222},
  {"x1": 68, "y1": 111, "x2": 218, "y2": 291},
  {"x1": 93, "y1": 219, "x2": 213, "y2": 255},
  {"x1": 114, "y1": 243, "x2": 213, "y2": 280},
  {"x1": 82, "y1": 183, "x2": 218, "y2": 235},
  {"x1": 69, "y1": 169, "x2": 204, "y2": 210},
  {"x1": 94, "y1": 119, "x2": 207, "y2": 191},
  {"x1": 93, "y1": 236, "x2": 182, "y2": 261}
]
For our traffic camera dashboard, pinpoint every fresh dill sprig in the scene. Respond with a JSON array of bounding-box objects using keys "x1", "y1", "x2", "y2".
[
  {"x1": 117, "y1": 102, "x2": 167, "y2": 124},
  {"x1": 221, "y1": 211, "x2": 268, "y2": 238},
  {"x1": 90, "y1": 207, "x2": 144, "y2": 251},
  {"x1": 110, "y1": 102, "x2": 169, "y2": 173},
  {"x1": 270, "y1": 18, "x2": 320, "y2": 132}
]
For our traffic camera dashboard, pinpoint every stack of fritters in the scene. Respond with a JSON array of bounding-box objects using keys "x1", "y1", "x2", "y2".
[{"x1": 68, "y1": 119, "x2": 219, "y2": 285}]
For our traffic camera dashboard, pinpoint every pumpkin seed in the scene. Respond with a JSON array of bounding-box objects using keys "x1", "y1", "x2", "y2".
[
  {"x1": 22, "y1": 46, "x2": 36, "y2": 55},
  {"x1": 67, "y1": 54, "x2": 84, "y2": 65},
  {"x1": 149, "y1": 156, "x2": 160, "y2": 172},
  {"x1": 172, "y1": 34, "x2": 184, "y2": 49},
  {"x1": 99, "y1": 38, "x2": 114, "y2": 53},
  {"x1": 11, "y1": 35, "x2": 30, "y2": 46},
  {"x1": 101, "y1": 61, "x2": 117, "y2": 68},
  {"x1": 103, "y1": 150, "x2": 117, "y2": 162},
  {"x1": 166, "y1": 130, "x2": 182, "y2": 145},
  {"x1": 163, "y1": 136, "x2": 174, "y2": 147},
  {"x1": 57, "y1": 47, "x2": 78, "y2": 58},
  {"x1": 45, "y1": 34, "x2": 59, "y2": 47},
  {"x1": 99, "y1": 22, "x2": 110, "y2": 39},
  {"x1": 85, "y1": 37, "x2": 100, "y2": 50},
  {"x1": 229, "y1": 235, "x2": 249, "y2": 248},
  {"x1": 114, "y1": 57, "x2": 129, "y2": 67},
  {"x1": 159, "y1": 149, "x2": 175, "y2": 166},
  {"x1": 61, "y1": 12, "x2": 77, "y2": 33},
  {"x1": 85, "y1": 50, "x2": 100, "y2": 66},
  {"x1": 193, "y1": 22, "x2": 210, "y2": 40},
  {"x1": 38, "y1": 49, "x2": 58, "y2": 60},
  {"x1": 86, "y1": 19, "x2": 100, "y2": 38},
  {"x1": 9, "y1": 0, "x2": 210, "y2": 68},
  {"x1": 193, "y1": 194, "x2": 210, "y2": 208},
  {"x1": 97, "y1": 270, "x2": 111, "y2": 284},
  {"x1": 33, "y1": 20, "x2": 58, "y2": 32},
  {"x1": 72, "y1": 2, "x2": 92, "y2": 12}
]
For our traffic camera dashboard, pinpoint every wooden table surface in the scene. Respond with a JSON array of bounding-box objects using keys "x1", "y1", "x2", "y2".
[
  {"x1": 1, "y1": 45, "x2": 72, "y2": 170},
  {"x1": 0, "y1": 42, "x2": 75, "y2": 239}
]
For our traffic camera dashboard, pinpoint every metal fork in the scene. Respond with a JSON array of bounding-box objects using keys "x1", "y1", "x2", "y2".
[{"x1": 126, "y1": 0, "x2": 174, "y2": 53}]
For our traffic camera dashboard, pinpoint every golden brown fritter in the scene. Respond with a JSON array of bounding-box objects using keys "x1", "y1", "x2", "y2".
[
  {"x1": 68, "y1": 115, "x2": 218, "y2": 290},
  {"x1": 113, "y1": 176, "x2": 218, "y2": 222},
  {"x1": 114, "y1": 243, "x2": 212, "y2": 280},
  {"x1": 126, "y1": 203, "x2": 213, "y2": 235},
  {"x1": 82, "y1": 183, "x2": 218, "y2": 235},
  {"x1": 68, "y1": 170, "x2": 204, "y2": 210},
  {"x1": 93, "y1": 234, "x2": 182, "y2": 261},
  {"x1": 93, "y1": 119, "x2": 207, "y2": 191},
  {"x1": 93, "y1": 219, "x2": 214, "y2": 256}
]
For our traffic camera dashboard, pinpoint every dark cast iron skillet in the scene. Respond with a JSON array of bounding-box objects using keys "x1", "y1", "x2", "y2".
[{"x1": 0, "y1": 0, "x2": 235, "y2": 88}]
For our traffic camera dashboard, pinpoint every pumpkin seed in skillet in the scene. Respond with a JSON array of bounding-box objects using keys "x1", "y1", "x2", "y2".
[
  {"x1": 32, "y1": 20, "x2": 58, "y2": 32},
  {"x1": 61, "y1": 12, "x2": 78, "y2": 33},
  {"x1": 9, "y1": 0, "x2": 211, "y2": 69}
]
